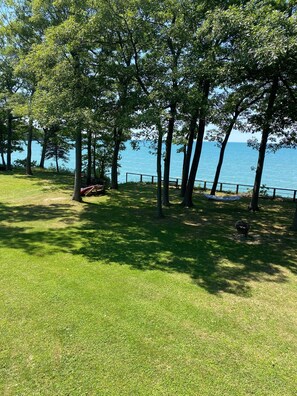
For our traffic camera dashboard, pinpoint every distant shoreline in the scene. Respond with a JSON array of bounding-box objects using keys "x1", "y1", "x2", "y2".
[{"x1": 11, "y1": 140, "x2": 297, "y2": 191}]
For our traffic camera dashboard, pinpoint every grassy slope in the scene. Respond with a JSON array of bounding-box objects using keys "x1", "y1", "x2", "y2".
[{"x1": 0, "y1": 170, "x2": 296, "y2": 396}]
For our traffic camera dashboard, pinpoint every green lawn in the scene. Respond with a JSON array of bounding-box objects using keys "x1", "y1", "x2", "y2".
[{"x1": 1, "y1": 170, "x2": 296, "y2": 395}]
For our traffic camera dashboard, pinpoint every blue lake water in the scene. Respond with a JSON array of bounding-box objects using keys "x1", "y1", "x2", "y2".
[{"x1": 12, "y1": 140, "x2": 297, "y2": 195}]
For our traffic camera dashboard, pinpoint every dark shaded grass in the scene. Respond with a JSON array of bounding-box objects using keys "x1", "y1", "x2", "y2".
[
  {"x1": 1, "y1": 180, "x2": 296, "y2": 297},
  {"x1": 76, "y1": 184, "x2": 296, "y2": 296}
]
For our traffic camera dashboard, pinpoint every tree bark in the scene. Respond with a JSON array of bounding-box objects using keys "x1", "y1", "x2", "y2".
[
  {"x1": 26, "y1": 117, "x2": 33, "y2": 176},
  {"x1": 72, "y1": 128, "x2": 82, "y2": 202},
  {"x1": 39, "y1": 128, "x2": 50, "y2": 168},
  {"x1": 86, "y1": 130, "x2": 92, "y2": 185},
  {"x1": 181, "y1": 110, "x2": 199, "y2": 197},
  {"x1": 111, "y1": 127, "x2": 122, "y2": 190},
  {"x1": 210, "y1": 112, "x2": 239, "y2": 195},
  {"x1": 6, "y1": 110, "x2": 13, "y2": 171},
  {"x1": 156, "y1": 122, "x2": 164, "y2": 218},
  {"x1": 0, "y1": 120, "x2": 6, "y2": 166},
  {"x1": 92, "y1": 136, "x2": 97, "y2": 180},
  {"x1": 162, "y1": 102, "x2": 176, "y2": 206},
  {"x1": 71, "y1": 50, "x2": 84, "y2": 201},
  {"x1": 249, "y1": 77, "x2": 279, "y2": 211},
  {"x1": 181, "y1": 144, "x2": 187, "y2": 191},
  {"x1": 1, "y1": 151, "x2": 5, "y2": 166},
  {"x1": 55, "y1": 149, "x2": 59, "y2": 173},
  {"x1": 182, "y1": 81, "x2": 210, "y2": 207}
]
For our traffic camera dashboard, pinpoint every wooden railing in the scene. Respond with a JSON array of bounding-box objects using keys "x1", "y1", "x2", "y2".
[{"x1": 125, "y1": 172, "x2": 297, "y2": 202}]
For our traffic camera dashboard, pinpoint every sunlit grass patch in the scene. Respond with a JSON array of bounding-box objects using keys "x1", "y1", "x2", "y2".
[{"x1": 0, "y1": 171, "x2": 296, "y2": 395}]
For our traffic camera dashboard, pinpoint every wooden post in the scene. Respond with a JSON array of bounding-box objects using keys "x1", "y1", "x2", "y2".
[
  {"x1": 140, "y1": 174, "x2": 143, "y2": 182},
  {"x1": 220, "y1": 183, "x2": 223, "y2": 192},
  {"x1": 203, "y1": 181, "x2": 207, "y2": 190},
  {"x1": 152, "y1": 176, "x2": 154, "y2": 184},
  {"x1": 272, "y1": 188, "x2": 276, "y2": 199},
  {"x1": 126, "y1": 173, "x2": 128, "y2": 183},
  {"x1": 236, "y1": 184, "x2": 239, "y2": 194},
  {"x1": 293, "y1": 190, "x2": 296, "y2": 202}
]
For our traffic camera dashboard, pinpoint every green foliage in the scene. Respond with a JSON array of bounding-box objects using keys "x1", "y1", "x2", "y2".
[
  {"x1": 260, "y1": 184, "x2": 269, "y2": 197},
  {"x1": 13, "y1": 158, "x2": 37, "y2": 168},
  {"x1": 0, "y1": 0, "x2": 296, "y2": 205},
  {"x1": 45, "y1": 139, "x2": 71, "y2": 172},
  {"x1": 82, "y1": 137, "x2": 113, "y2": 180}
]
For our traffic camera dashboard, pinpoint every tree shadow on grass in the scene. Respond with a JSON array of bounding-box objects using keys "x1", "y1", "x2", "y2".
[
  {"x1": 74, "y1": 186, "x2": 296, "y2": 297},
  {"x1": 0, "y1": 203, "x2": 75, "y2": 222},
  {"x1": 0, "y1": 202, "x2": 79, "y2": 255},
  {"x1": 0, "y1": 224, "x2": 77, "y2": 256},
  {"x1": 1, "y1": 168, "x2": 74, "y2": 192},
  {"x1": 0, "y1": 184, "x2": 296, "y2": 296}
]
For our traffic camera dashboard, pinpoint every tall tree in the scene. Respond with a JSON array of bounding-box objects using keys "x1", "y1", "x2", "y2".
[
  {"x1": 180, "y1": 109, "x2": 199, "y2": 197},
  {"x1": 248, "y1": 77, "x2": 279, "y2": 211},
  {"x1": 2, "y1": 1, "x2": 35, "y2": 174},
  {"x1": 22, "y1": 1, "x2": 98, "y2": 200},
  {"x1": 0, "y1": 27, "x2": 21, "y2": 170},
  {"x1": 105, "y1": 0, "x2": 169, "y2": 216},
  {"x1": 207, "y1": 85, "x2": 265, "y2": 196},
  {"x1": 179, "y1": 0, "x2": 229, "y2": 207},
  {"x1": 182, "y1": 80, "x2": 210, "y2": 207},
  {"x1": 209, "y1": 1, "x2": 297, "y2": 210},
  {"x1": 43, "y1": 125, "x2": 71, "y2": 172}
]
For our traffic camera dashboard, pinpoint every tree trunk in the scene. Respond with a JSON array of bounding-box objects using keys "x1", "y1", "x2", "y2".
[
  {"x1": 55, "y1": 151, "x2": 59, "y2": 173},
  {"x1": 163, "y1": 103, "x2": 176, "y2": 206},
  {"x1": 72, "y1": 129, "x2": 82, "y2": 202},
  {"x1": 156, "y1": 122, "x2": 164, "y2": 218},
  {"x1": 92, "y1": 136, "x2": 97, "y2": 180},
  {"x1": 26, "y1": 118, "x2": 33, "y2": 176},
  {"x1": 182, "y1": 81, "x2": 210, "y2": 207},
  {"x1": 181, "y1": 110, "x2": 199, "y2": 197},
  {"x1": 86, "y1": 130, "x2": 92, "y2": 185},
  {"x1": 111, "y1": 127, "x2": 122, "y2": 190},
  {"x1": 293, "y1": 205, "x2": 297, "y2": 231},
  {"x1": 249, "y1": 77, "x2": 278, "y2": 211},
  {"x1": 1, "y1": 151, "x2": 6, "y2": 166},
  {"x1": 71, "y1": 50, "x2": 83, "y2": 201},
  {"x1": 181, "y1": 144, "x2": 187, "y2": 191},
  {"x1": 99, "y1": 158, "x2": 105, "y2": 179},
  {"x1": 210, "y1": 113, "x2": 239, "y2": 195},
  {"x1": 39, "y1": 128, "x2": 50, "y2": 168},
  {"x1": 6, "y1": 111, "x2": 13, "y2": 171},
  {"x1": 0, "y1": 122, "x2": 5, "y2": 166}
]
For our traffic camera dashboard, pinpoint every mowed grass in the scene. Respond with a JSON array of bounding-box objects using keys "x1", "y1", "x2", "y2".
[{"x1": 0, "y1": 170, "x2": 297, "y2": 396}]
